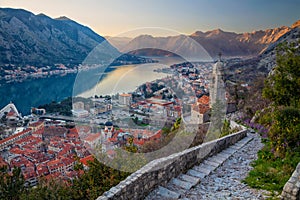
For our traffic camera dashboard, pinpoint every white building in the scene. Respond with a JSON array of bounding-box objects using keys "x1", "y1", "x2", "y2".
[
  {"x1": 119, "y1": 93, "x2": 132, "y2": 106},
  {"x1": 71, "y1": 109, "x2": 89, "y2": 118},
  {"x1": 73, "y1": 101, "x2": 85, "y2": 110}
]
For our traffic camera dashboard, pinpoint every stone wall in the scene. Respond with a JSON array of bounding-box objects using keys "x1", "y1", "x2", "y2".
[
  {"x1": 281, "y1": 162, "x2": 300, "y2": 200},
  {"x1": 97, "y1": 128, "x2": 247, "y2": 200}
]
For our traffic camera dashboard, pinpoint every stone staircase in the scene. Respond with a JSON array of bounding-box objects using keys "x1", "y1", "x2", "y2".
[{"x1": 145, "y1": 135, "x2": 254, "y2": 200}]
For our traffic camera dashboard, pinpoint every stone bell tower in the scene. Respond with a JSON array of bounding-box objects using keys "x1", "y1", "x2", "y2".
[{"x1": 210, "y1": 53, "x2": 226, "y2": 108}]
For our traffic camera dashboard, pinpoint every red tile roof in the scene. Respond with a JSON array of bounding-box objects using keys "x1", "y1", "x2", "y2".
[
  {"x1": 10, "y1": 155, "x2": 34, "y2": 168},
  {"x1": 0, "y1": 128, "x2": 31, "y2": 146},
  {"x1": 79, "y1": 155, "x2": 94, "y2": 166},
  {"x1": 119, "y1": 93, "x2": 132, "y2": 97},
  {"x1": 198, "y1": 104, "x2": 210, "y2": 114},
  {"x1": 36, "y1": 163, "x2": 49, "y2": 176},
  {"x1": 69, "y1": 127, "x2": 79, "y2": 134},
  {"x1": 29, "y1": 121, "x2": 44, "y2": 127},
  {"x1": 23, "y1": 167, "x2": 37, "y2": 179},
  {"x1": 10, "y1": 147, "x2": 25, "y2": 155},
  {"x1": 83, "y1": 133, "x2": 101, "y2": 142},
  {"x1": 198, "y1": 95, "x2": 209, "y2": 105}
]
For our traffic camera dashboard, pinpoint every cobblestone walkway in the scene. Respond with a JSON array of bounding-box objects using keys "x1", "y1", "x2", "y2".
[{"x1": 145, "y1": 133, "x2": 268, "y2": 200}]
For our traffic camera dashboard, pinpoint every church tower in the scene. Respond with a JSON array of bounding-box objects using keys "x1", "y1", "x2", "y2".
[{"x1": 210, "y1": 53, "x2": 226, "y2": 108}]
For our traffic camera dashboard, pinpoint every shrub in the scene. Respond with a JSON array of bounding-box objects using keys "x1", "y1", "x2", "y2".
[{"x1": 268, "y1": 107, "x2": 300, "y2": 157}]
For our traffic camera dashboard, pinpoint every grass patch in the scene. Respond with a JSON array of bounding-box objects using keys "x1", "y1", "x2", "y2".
[{"x1": 243, "y1": 141, "x2": 300, "y2": 193}]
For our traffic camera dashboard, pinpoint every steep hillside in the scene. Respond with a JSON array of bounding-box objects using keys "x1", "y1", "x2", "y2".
[
  {"x1": 224, "y1": 25, "x2": 300, "y2": 83},
  {"x1": 0, "y1": 8, "x2": 120, "y2": 67}
]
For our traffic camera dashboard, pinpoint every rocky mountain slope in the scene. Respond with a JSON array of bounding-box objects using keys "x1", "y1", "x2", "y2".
[
  {"x1": 108, "y1": 22, "x2": 298, "y2": 59},
  {"x1": 224, "y1": 21, "x2": 300, "y2": 83},
  {"x1": 0, "y1": 8, "x2": 150, "y2": 67},
  {"x1": 105, "y1": 36, "x2": 132, "y2": 51},
  {"x1": 190, "y1": 26, "x2": 291, "y2": 58}
]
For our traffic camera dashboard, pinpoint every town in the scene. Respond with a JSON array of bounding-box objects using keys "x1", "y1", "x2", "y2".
[{"x1": 0, "y1": 60, "x2": 234, "y2": 187}]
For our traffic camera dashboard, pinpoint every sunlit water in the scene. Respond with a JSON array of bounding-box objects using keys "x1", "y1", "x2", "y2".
[{"x1": 79, "y1": 63, "x2": 167, "y2": 97}]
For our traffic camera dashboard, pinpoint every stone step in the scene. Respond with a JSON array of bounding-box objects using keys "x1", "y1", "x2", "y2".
[
  {"x1": 233, "y1": 142, "x2": 245, "y2": 148},
  {"x1": 222, "y1": 148, "x2": 237, "y2": 155},
  {"x1": 157, "y1": 186, "x2": 181, "y2": 199},
  {"x1": 166, "y1": 182, "x2": 187, "y2": 196},
  {"x1": 199, "y1": 163, "x2": 218, "y2": 171},
  {"x1": 237, "y1": 135, "x2": 253, "y2": 144},
  {"x1": 178, "y1": 174, "x2": 201, "y2": 185},
  {"x1": 231, "y1": 137, "x2": 253, "y2": 150},
  {"x1": 144, "y1": 135, "x2": 256, "y2": 200},
  {"x1": 230, "y1": 144, "x2": 241, "y2": 150},
  {"x1": 239, "y1": 135, "x2": 253, "y2": 143},
  {"x1": 240, "y1": 137, "x2": 253, "y2": 145},
  {"x1": 193, "y1": 165, "x2": 213, "y2": 175},
  {"x1": 207, "y1": 155, "x2": 227, "y2": 165},
  {"x1": 203, "y1": 160, "x2": 219, "y2": 167},
  {"x1": 169, "y1": 178, "x2": 195, "y2": 190},
  {"x1": 217, "y1": 152, "x2": 231, "y2": 160},
  {"x1": 187, "y1": 169, "x2": 206, "y2": 179}
]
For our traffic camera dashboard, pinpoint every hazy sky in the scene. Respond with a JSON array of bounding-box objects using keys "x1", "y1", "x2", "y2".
[{"x1": 1, "y1": 0, "x2": 300, "y2": 37}]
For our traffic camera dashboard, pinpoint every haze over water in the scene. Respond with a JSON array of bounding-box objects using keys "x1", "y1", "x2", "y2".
[{"x1": 79, "y1": 61, "x2": 175, "y2": 97}]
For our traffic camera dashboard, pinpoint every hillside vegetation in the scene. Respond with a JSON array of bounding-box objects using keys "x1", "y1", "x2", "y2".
[{"x1": 243, "y1": 42, "x2": 300, "y2": 197}]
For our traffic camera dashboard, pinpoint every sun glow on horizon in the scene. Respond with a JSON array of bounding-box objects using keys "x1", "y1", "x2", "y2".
[{"x1": 1, "y1": 0, "x2": 300, "y2": 37}]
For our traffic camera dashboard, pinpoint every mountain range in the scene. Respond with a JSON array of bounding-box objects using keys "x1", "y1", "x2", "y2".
[
  {"x1": 107, "y1": 21, "x2": 299, "y2": 59},
  {"x1": 0, "y1": 7, "x2": 299, "y2": 68}
]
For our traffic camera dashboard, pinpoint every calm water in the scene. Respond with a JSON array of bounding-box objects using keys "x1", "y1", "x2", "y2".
[
  {"x1": 80, "y1": 63, "x2": 167, "y2": 97},
  {"x1": 0, "y1": 57, "x2": 184, "y2": 114}
]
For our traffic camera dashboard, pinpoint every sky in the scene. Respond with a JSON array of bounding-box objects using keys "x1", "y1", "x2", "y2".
[{"x1": 1, "y1": 0, "x2": 300, "y2": 37}]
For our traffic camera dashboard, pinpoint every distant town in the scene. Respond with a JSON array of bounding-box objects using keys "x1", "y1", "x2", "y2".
[
  {"x1": 0, "y1": 55, "x2": 157, "y2": 84},
  {"x1": 0, "y1": 64, "x2": 100, "y2": 83}
]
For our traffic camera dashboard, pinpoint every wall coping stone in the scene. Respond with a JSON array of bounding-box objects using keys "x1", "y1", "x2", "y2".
[{"x1": 281, "y1": 162, "x2": 300, "y2": 199}]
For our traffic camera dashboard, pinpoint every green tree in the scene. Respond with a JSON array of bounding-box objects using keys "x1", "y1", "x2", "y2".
[
  {"x1": 206, "y1": 100, "x2": 226, "y2": 141},
  {"x1": 220, "y1": 119, "x2": 231, "y2": 137},
  {"x1": 71, "y1": 159, "x2": 130, "y2": 199},
  {"x1": 263, "y1": 43, "x2": 300, "y2": 108},
  {"x1": 244, "y1": 42, "x2": 300, "y2": 192},
  {"x1": 0, "y1": 167, "x2": 25, "y2": 200},
  {"x1": 268, "y1": 107, "x2": 300, "y2": 157},
  {"x1": 262, "y1": 42, "x2": 300, "y2": 157}
]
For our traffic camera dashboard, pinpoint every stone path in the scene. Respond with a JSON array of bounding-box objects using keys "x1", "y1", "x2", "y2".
[{"x1": 145, "y1": 133, "x2": 268, "y2": 200}]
